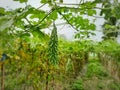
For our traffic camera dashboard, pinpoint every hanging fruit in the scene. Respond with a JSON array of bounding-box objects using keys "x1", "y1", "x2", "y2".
[{"x1": 48, "y1": 22, "x2": 58, "y2": 65}]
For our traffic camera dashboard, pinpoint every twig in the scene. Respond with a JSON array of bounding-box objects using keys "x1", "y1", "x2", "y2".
[
  {"x1": 58, "y1": 6, "x2": 111, "y2": 10},
  {"x1": 25, "y1": 17, "x2": 32, "y2": 26},
  {"x1": 37, "y1": 3, "x2": 47, "y2": 9},
  {"x1": 56, "y1": 1, "x2": 93, "y2": 6},
  {"x1": 92, "y1": 15, "x2": 104, "y2": 18}
]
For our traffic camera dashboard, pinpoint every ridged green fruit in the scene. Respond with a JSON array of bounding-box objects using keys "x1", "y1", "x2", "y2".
[{"x1": 48, "y1": 22, "x2": 58, "y2": 65}]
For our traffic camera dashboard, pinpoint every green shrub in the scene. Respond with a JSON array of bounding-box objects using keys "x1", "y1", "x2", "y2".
[
  {"x1": 86, "y1": 60, "x2": 108, "y2": 78},
  {"x1": 97, "y1": 82, "x2": 105, "y2": 89},
  {"x1": 108, "y1": 82, "x2": 120, "y2": 90},
  {"x1": 72, "y1": 79, "x2": 84, "y2": 90}
]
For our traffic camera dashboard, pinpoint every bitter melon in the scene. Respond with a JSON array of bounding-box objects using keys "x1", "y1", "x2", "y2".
[{"x1": 48, "y1": 22, "x2": 58, "y2": 65}]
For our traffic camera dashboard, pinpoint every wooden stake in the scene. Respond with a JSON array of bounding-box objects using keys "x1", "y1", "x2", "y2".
[
  {"x1": 46, "y1": 74, "x2": 49, "y2": 90},
  {"x1": 1, "y1": 63, "x2": 4, "y2": 90}
]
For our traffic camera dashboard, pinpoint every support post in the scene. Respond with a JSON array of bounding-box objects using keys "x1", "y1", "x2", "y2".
[{"x1": 1, "y1": 63, "x2": 4, "y2": 90}]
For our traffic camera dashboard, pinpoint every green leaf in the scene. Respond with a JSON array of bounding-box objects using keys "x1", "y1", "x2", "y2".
[
  {"x1": 60, "y1": 0, "x2": 63, "y2": 3},
  {"x1": 0, "y1": 16, "x2": 14, "y2": 31},
  {"x1": 31, "y1": 27, "x2": 49, "y2": 41},
  {"x1": 87, "y1": 9, "x2": 96, "y2": 16},
  {"x1": 40, "y1": 0, "x2": 47, "y2": 3},
  {"x1": 48, "y1": 10, "x2": 58, "y2": 20},
  {"x1": 0, "y1": 7, "x2": 5, "y2": 16},
  {"x1": 75, "y1": 33, "x2": 80, "y2": 39},
  {"x1": 89, "y1": 23, "x2": 96, "y2": 30},
  {"x1": 13, "y1": 0, "x2": 28, "y2": 3}
]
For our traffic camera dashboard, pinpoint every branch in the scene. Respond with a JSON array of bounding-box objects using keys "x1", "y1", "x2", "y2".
[
  {"x1": 56, "y1": 2, "x2": 83, "y2": 6},
  {"x1": 37, "y1": 3, "x2": 46, "y2": 9},
  {"x1": 77, "y1": 0, "x2": 84, "y2": 8},
  {"x1": 25, "y1": 17, "x2": 32, "y2": 26},
  {"x1": 35, "y1": 9, "x2": 55, "y2": 27},
  {"x1": 58, "y1": 11, "x2": 79, "y2": 31},
  {"x1": 58, "y1": 6, "x2": 110, "y2": 10},
  {"x1": 92, "y1": 15, "x2": 104, "y2": 18},
  {"x1": 56, "y1": 1, "x2": 95, "y2": 6}
]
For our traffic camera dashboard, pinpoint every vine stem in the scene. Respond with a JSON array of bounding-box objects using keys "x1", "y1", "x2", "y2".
[
  {"x1": 57, "y1": 10, "x2": 79, "y2": 31},
  {"x1": 35, "y1": 9, "x2": 55, "y2": 28}
]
